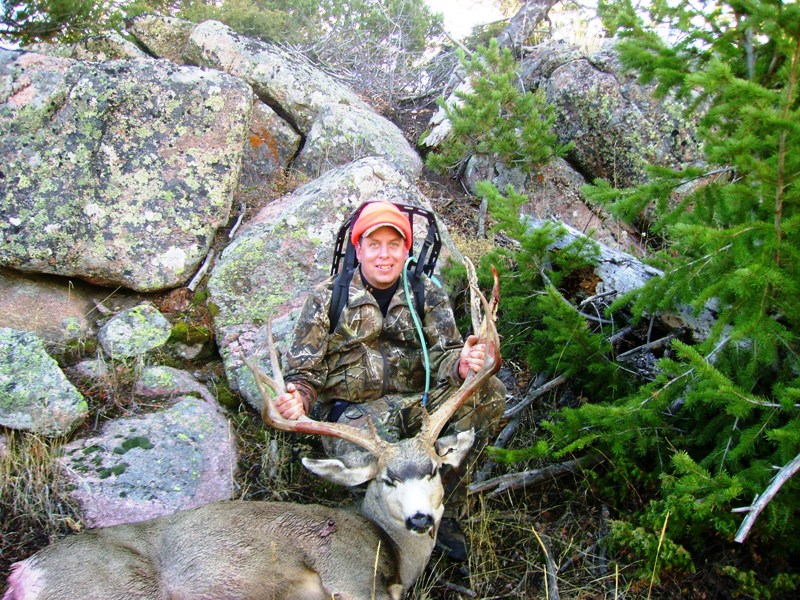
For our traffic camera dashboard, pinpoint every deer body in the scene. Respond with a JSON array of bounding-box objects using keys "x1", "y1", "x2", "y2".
[
  {"x1": 4, "y1": 261, "x2": 500, "y2": 600},
  {"x1": 4, "y1": 430, "x2": 475, "y2": 600},
  {"x1": 5, "y1": 500, "x2": 402, "y2": 599}
]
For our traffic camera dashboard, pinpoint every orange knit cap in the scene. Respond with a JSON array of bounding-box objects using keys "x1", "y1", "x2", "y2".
[{"x1": 351, "y1": 202, "x2": 412, "y2": 250}]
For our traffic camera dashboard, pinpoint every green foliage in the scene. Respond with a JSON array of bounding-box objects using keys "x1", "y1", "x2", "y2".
[
  {"x1": 424, "y1": 39, "x2": 571, "y2": 176},
  {"x1": 467, "y1": 183, "x2": 629, "y2": 400},
  {"x1": 1, "y1": 0, "x2": 125, "y2": 44},
  {"x1": 176, "y1": 0, "x2": 301, "y2": 43},
  {"x1": 721, "y1": 566, "x2": 800, "y2": 599},
  {"x1": 606, "y1": 519, "x2": 695, "y2": 581},
  {"x1": 532, "y1": 0, "x2": 800, "y2": 585}
]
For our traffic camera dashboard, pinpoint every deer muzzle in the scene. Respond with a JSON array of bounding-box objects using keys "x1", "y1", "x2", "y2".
[{"x1": 405, "y1": 511, "x2": 435, "y2": 533}]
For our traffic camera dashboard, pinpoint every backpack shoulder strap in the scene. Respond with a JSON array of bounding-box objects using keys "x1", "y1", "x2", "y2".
[{"x1": 328, "y1": 266, "x2": 355, "y2": 334}]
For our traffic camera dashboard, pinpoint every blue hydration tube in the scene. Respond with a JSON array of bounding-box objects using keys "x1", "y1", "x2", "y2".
[{"x1": 404, "y1": 256, "x2": 430, "y2": 407}]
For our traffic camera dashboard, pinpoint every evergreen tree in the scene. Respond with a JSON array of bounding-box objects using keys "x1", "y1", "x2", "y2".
[
  {"x1": 423, "y1": 38, "x2": 570, "y2": 177},
  {"x1": 1, "y1": 0, "x2": 124, "y2": 44},
  {"x1": 504, "y1": 0, "x2": 800, "y2": 589}
]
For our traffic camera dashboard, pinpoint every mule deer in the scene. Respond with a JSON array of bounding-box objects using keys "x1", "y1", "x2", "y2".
[{"x1": 3, "y1": 263, "x2": 500, "y2": 600}]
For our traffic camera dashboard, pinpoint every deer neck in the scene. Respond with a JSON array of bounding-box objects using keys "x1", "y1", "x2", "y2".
[{"x1": 360, "y1": 485, "x2": 437, "y2": 587}]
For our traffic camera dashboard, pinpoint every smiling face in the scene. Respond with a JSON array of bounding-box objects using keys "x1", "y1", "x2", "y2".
[{"x1": 355, "y1": 226, "x2": 409, "y2": 290}]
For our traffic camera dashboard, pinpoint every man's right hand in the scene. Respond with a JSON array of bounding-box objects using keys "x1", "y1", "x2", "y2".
[{"x1": 274, "y1": 382, "x2": 307, "y2": 420}]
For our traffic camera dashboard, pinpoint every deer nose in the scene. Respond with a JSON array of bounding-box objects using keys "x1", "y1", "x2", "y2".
[{"x1": 406, "y1": 512, "x2": 434, "y2": 533}]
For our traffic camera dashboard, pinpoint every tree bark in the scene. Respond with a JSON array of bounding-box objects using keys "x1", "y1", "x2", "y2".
[{"x1": 497, "y1": 0, "x2": 563, "y2": 55}]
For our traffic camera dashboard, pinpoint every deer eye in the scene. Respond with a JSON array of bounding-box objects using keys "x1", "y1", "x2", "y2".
[{"x1": 382, "y1": 477, "x2": 398, "y2": 488}]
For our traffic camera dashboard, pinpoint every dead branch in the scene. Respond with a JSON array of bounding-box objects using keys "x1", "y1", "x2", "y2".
[
  {"x1": 469, "y1": 456, "x2": 599, "y2": 497},
  {"x1": 616, "y1": 332, "x2": 679, "y2": 361},
  {"x1": 504, "y1": 374, "x2": 568, "y2": 420},
  {"x1": 474, "y1": 414, "x2": 522, "y2": 483},
  {"x1": 187, "y1": 249, "x2": 214, "y2": 292},
  {"x1": 532, "y1": 525, "x2": 560, "y2": 600},
  {"x1": 733, "y1": 452, "x2": 800, "y2": 543},
  {"x1": 496, "y1": 0, "x2": 563, "y2": 55}
]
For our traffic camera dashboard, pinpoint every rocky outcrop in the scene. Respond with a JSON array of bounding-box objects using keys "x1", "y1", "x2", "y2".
[
  {"x1": 0, "y1": 15, "x2": 694, "y2": 534},
  {"x1": 425, "y1": 38, "x2": 704, "y2": 251},
  {"x1": 24, "y1": 32, "x2": 149, "y2": 61},
  {"x1": 183, "y1": 19, "x2": 370, "y2": 131},
  {"x1": 0, "y1": 50, "x2": 252, "y2": 292},
  {"x1": 0, "y1": 267, "x2": 142, "y2": 348},
  {"x1": 125, "y1": 14, "x2": 195, "y2": 63},
  {"x1": 294, "y1": 103, "x2": 423, "y2": 178},
  {"x1": 527, "y1": 38, "x2": 703, "y2": 188}
]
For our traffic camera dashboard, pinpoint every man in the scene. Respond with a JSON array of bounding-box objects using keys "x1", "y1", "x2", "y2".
[{"x1": 274, "y1": 201, "x2": 506, "y2": 560}]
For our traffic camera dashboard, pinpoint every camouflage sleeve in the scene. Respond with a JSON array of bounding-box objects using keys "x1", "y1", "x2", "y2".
[
  {"x1": 282, "y1": 282, "x2": 334, "y2": 406},
  {"x1": 422, "y1": 278, "x2": 465, "y2": 386}
]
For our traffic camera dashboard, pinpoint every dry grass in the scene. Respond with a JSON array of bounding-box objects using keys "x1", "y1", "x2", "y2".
[{"x1": 0, "y1": 432, "x2": 81, "y2": 581}]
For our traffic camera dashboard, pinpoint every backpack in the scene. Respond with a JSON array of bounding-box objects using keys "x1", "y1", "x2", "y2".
[{"x1": 328, "y1": 202, "x2": 442, "y2": 334}]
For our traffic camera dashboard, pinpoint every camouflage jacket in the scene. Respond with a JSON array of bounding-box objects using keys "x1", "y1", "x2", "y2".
[{"x1": 283, "y1": 270, "x2": 465, "y2": 413}]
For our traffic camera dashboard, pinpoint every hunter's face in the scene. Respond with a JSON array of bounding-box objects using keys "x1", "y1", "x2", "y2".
[{"x1": 356, "y1": 226, "x2": 409, "y2": 289}]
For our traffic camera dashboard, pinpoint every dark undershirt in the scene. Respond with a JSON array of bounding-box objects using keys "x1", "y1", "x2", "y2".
[{"x1": 360, "y1": 269, "x2": 399, "y2": 317}]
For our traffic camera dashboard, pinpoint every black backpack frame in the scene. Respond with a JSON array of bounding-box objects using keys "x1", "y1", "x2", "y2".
[{"x1": 328, "y1": 202, "x2": 442, "y2": 334}]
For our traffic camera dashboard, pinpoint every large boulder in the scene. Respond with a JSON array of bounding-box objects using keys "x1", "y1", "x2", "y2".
[
  {"x1": 25, "y1": 33, "x2": 148, "y2": 61},
  {"x1": 0, "y1": 267, "x2": 142, "y2": 349},
  {"x1": 523, "y1": 38, "x2": 703, "y2": 187},
  {"x1": 295, "y1": 103, "x2": 423, "y2": 179},
  {"x1": 422, "y1": 38, "x2": 702, "y2": 249},
  {"x1": 465, "y1": 155, "x2": 639, "y2": 251},
  {"x1": 58, "y1": 397, "x2": 237, "y2": 528},
  {"x1": 0, "y1": 50, "x2": 252, "y2": 292},
  {"x1": 207, "y1": 156, "x2": 454, "y2": 410},
  {"x1": 97, "y1": 302, "x2": 172, "y2": 359},
  {"x1": 183, "y1": 20, "x2": 370, "y2": 131},
  {"x1": 125, "y1": 14, "x2": 196, "y2": 64},
  {"x1": 239, "y1": 100, "x2": 302, "y2": 190}
]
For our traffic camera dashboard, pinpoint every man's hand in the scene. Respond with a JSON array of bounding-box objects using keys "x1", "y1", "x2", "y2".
[
  {"x1": 458, "y1": 334, "x2": 486, "y2": 380},
  {"x1": 274, "y1": 382, "x2": 307, "y2": 420}
]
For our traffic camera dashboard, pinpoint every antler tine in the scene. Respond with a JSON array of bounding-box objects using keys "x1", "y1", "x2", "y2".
[
  {"x1": 465, "y1": 257, "x2": 483, "y2": 336},
  {"x1": 421, "y1": 260, "x2": 501, "y2": 444},
  {"x1": 240, "y1": 323, "x2": 389, "y2": 457}
]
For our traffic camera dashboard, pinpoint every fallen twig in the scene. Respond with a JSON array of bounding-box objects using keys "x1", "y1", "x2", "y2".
[
  {"x1": 504, "y1": 375, "x2": 568, "y2": 420},
  {"x1": 532, "y1": 525, "x2": 560, "y2": 600},
  {"x1": 469, "y1": 456, "x2": 599, "y2": 497},
  {"x1": 734, "y1": 452, "x2": 800, "y2": 543},
  {"x1": 616, "y1": 332, "x2": 679, "y2": 361},
  {"x1": 187, "y1": 249, "x2": 214, "y2": 291},
  {"x1": 228, "y1": 203, "x2": 247, "y2": 239}
]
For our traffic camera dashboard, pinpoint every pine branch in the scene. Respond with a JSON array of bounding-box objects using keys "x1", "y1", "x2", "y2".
[{"x1": 733, "y1": 452, "x2": 800, "y2": 543}]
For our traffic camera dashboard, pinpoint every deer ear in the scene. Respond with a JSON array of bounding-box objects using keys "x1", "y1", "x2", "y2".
[
  {"x1": 302, "y1": 456, "x2": 379, "y2": 486},
  {"x1": 435, "y1": 429, "x2": 475, "y2": 467}
]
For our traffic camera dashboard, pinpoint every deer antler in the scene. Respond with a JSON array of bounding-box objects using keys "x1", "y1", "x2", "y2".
[
  {"x1": 420, "y1": 258, "x2": 501, "y2": 444},
  {"x1": 240, "y1": 322, "x2": 391, "y2": 457}
]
